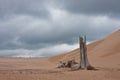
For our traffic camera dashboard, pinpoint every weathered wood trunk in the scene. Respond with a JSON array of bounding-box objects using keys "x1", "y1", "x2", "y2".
[{"x1": 79, "y1": 36, "x2": 94, "y2": 70}]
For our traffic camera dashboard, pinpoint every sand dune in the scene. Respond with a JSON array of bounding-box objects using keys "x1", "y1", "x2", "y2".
[
  {"x1": 51, "y1": 30, "x2": 120, "y2": 68},
  {"x1": 0, "y1": 30, "x2": 120, "y2": 80}
]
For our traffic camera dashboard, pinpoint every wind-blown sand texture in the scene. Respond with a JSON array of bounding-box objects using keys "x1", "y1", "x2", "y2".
[{"x1": 0, "y1": 30, "x2": 120, "y2": 80}]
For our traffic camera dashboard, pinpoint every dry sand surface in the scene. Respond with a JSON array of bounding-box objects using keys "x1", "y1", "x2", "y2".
[{"x1": 0, "y1": 30, "x2": 120, "y2": 80}]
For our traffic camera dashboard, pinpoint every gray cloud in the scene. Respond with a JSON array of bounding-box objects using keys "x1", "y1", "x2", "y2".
[
  {"x1": 0, "y1": 0, "x2": 50, "y2": 19},
  {"x1": 56, "y1": 0, "x2": 120, "y2": 18},
  {"x1": 0, "y1": 0, "x2": 120, "y2": 57},
  {"x1": 0, "y1": 44, "x2": 78, "y2": 57}
]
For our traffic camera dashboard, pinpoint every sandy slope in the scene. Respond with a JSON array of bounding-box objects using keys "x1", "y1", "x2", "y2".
[
  {"x1": 0, "y1": 30, "x2": 120, "y2": 80},
  {"x1": 51, "y1": 30, "x2": 120, "y2": 68}
]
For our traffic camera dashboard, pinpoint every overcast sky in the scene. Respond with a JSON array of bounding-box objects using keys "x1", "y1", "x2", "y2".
[{"x1": 0, "y1": 0, "x2": 120, "y2": 57}]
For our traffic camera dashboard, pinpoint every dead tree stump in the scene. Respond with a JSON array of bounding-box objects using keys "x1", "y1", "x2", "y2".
[{"x1": 79, "y1": 36, "x2": 94, "y2": 70}]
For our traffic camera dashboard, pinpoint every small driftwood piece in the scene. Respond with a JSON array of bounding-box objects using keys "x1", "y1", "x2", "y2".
[{"x1": 56, "y1": 59, "x2": 78, "y2": 68}]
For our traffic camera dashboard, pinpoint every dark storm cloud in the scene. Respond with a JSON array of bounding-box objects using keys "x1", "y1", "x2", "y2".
[
  {"x1": 0, "y1": 0, "x2": 120, "y2": 57},
  {"x1": 56, "y1": 0, "x2": 120, "y2": 18},
  {"x1": 0, "y1": 12, "x2": 120, "y2": 51},
  {"x1": 0, "y1": 0, "x2": 50, "y2": 19}
]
